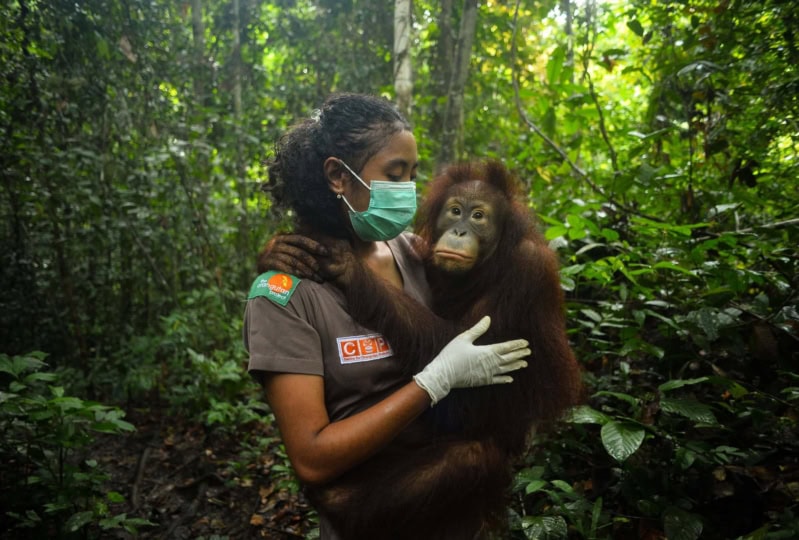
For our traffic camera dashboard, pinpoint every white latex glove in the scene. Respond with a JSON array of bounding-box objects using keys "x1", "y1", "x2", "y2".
[{"x1": 413, "y1": 316, "x2": 531, "y2": 405}]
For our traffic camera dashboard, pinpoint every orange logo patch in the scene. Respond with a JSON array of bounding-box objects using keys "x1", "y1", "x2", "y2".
[
  {"x1": 267, "y1": 273, "x2": 293, "y2": 294},
  {"x1": 337, "y1": 334, "x2": 394, "y2": 364}
]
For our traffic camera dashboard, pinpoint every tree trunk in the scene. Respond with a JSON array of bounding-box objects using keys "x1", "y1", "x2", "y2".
[
  {"x1": 430, "y1": 0, "x2": 454, "y2": 146},
  {"x1": 562, "y1": 0, "x2": 574, "y2": 81},
  {"x1": 436, "y1": 0, "x2": 478, "y2": 167},
  {"x1": 232, "y1": 0, "x2": 249, "y2": 289},
  {"x1": 232, "y1": 0, "x2": 242, "y2": 123},
  {"x1": 394, "y1": 0, "x2": 413, "y2": 119},
  {"x1": 191, "y1": 0, "x2": 205, "y2": 104}
]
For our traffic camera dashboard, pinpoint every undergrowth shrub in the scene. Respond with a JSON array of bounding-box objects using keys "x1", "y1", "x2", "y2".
[
  {"x1": 0, "y1": 352, "x2": 151, "y2": 539},
  {"x1": 507, "y1": 215, "x2": 799, "y2": 540},
  {"x1": 67, "y1": 285, "x2": 265, "y2": 428}
]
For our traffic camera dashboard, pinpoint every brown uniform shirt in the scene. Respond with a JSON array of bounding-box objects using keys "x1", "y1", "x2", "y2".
[
  {"x1": 243, "y1": 234, "x2": 431, "y2": 539},
  {"x1": 243, "y1": 232, "x2": 431, "y2": 421}
]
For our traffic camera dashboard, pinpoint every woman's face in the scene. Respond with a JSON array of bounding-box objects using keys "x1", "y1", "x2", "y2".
[{"x1": 340, "y1": 130, "x2": 418, "y2": 213}]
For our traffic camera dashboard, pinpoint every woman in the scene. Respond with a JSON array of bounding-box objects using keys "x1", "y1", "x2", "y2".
[{"x1": 243, "y1": 93, "x2": 530, "y2": 539}]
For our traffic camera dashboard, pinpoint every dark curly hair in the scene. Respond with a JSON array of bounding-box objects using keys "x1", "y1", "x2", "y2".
[{"x1": 266, "y1": 93, "x2": 411, "y2": 238}]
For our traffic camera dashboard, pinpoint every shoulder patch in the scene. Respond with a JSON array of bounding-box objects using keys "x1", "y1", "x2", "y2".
[{"x1": 248, "y1": 271, "x2": 301, "y2": 306}]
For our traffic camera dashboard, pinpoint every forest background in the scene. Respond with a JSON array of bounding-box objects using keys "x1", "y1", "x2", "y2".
[{"x1": 1, "y1": 0, "x2": 798, "y2": 539}]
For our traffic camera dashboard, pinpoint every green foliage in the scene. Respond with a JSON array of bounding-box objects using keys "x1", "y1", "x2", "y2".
[
  {"x1": 512, "y1": 196, "x2": 797, "y2": 538},
  {"x1": 115, "y1": 286, "x2": 265, "y2": 425},
  {"x1": 0, "y1": 352, "x2": 151, "y2": 538}
]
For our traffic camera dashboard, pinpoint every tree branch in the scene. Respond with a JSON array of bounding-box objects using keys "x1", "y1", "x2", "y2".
[
  {"x1": 509, "y1": 0, "x2": 663, "y2": 223},
  {"x1": 578, "y1": 7, "x2": 620, "y2": 177}
]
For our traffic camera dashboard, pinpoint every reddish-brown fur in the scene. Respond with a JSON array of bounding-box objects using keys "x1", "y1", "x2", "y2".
[
  {"x1": 303, "y1": 160, "x2": 583, "y2": 539},
  {"x1": 414, "y1": 161, "x2": 583, "y2": 455}
]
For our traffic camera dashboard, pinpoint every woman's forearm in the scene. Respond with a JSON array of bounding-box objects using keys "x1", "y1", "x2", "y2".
[{"x1": 264, "y1": 374, "x2": 430, "y2": 485}]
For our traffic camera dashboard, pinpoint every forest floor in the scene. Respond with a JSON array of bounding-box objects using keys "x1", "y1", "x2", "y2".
[{"x1": 92, "y1": 408, "x2": 316, "y2": 539}]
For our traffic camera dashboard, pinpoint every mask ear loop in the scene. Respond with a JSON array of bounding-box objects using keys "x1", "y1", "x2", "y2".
[
  {"x1": 336, "y1": 191, "x2": 357, "y2": 212},
  {"x1": 337, "y1": 159, "x2": 371, "y2": 191},
  {"x1": 335, "y1": 159, "x2": 369, "y2": 213}
]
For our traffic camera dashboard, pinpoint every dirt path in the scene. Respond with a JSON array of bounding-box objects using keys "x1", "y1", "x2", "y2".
[{"x1": 93, "y1": 409, "x2": 315, "y2": 539}]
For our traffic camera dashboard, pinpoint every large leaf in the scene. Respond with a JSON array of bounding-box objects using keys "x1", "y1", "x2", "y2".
[
  {"x1": 568, "y1": 405, "x2": 611, "y2": 425},
  {"x1": 546, "y1": 45, "x2": 566, "y2": 87},
  {"x1": 663, "y1": 507, "x2": 703, "y2": 540},
  {"x1": 65, "y1": 511, "x2": 94, "y2": 533},
  {"x1": 594, "y1": 390, "x2": 641, "y2": 407},
  {"x1": 658, "y1": 377, "x2": 709, "y2": 392},
  {"x1": 601, "y1": 421, "x2": 646, "y2": 462},
  {"x1": 522, "y1": 515, "x2": 568, "y2": 540},
  {"x1": 660, "y1": 397, "x2": 718, "y2": 424},
  {"x1": 627, "y1": 19, "x2": 645, "y2": 36}
]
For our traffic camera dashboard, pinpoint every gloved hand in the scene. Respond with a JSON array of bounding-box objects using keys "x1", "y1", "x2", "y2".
[{"x1": 413, "y1": 316, "x2": 531, "y2": 405}]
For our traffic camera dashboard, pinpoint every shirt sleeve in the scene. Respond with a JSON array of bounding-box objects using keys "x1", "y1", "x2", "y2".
[{"x1": 243, "y1": 294, "x2": 324, "y2": 384}]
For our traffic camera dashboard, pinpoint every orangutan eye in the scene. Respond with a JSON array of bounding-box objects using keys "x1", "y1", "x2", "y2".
[
  {"x1": 473, "y1": 211, "x2": 484, "y2": 220},
  {"x1": 451, "y1": 207, "x2": 461, "y2": 216}
]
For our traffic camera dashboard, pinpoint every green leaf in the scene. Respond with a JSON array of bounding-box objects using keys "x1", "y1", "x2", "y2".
[
  {"x1": 545, "y1": 225, "x2": 568, "y2": 241},
  {"x1": 660, "y1": 397, "x2": 718, "y2": 424},
  {"x1": 25, "y1": 509, "x2": 42, "y2": 522},
  {"x1": 658, "y1": 377, "x2": 709, "y2": 392},
  {"x1": 601, "y1": 421, "x2": 646, "y2": 462},
  {"x1": 91, "y1": 421, "x2": 129, "y2": 434},
  {"x1": 627, "y1": 19, "x2": 645, "y2": 37},
  {"x1": 522, "y1": 515, "x2": 568, "y2": 539},
  {"x1": 560, "y1": 275, "x2": 575, "y2": 291},
  {"x1": 614, "y1": 173, "x2": 636, "y2": 193},
  {"x1": 525, "y1": 479, "x2": 547, "y2": 494},
  {"x1": 96, "y1": 36, "x2": 111, "y2": 59},
  {"x1": 575, "y1": 243, "x2": 606, "y2": 256},
  {"x1": 546, "y1": 46, "x2": 566, "y2": 87},
  {"x1": 99, "y1": 514, "x2": 126, "y2": 529},
  {"x1": 601, "y1": 228, "x2": 619, "y2": 242},
  {"x1": 580, "y1": 309, "x2": 602, "y2": 322},
  {"x1": 542, "y1": 106, "x2": 557, "y2": 138},
  {"x1": 695, "y1": 308, "x2": 720, "y2": 340},
  {"x1": 107, "y1": 491, "x2": 126, "y2": 503},
  {"x1": 122, "y1": 517, "x2": 155, "y2": 529},
  {"x1": 663, "y1": 507, "x2": 703, "y2": 540},
  {"x1": 594, "y1": 391, "x2": 640, "y2": 407},
  {"x1": 568, "y1": 405, "x2": 611, "y2": 425},
  {"x1": 677, "y1": 60, "x2": 723, "y2": 77},
  {"x1": 65, "y1": 511, "x2": 94, "y2": 532},
  {"x1": 652, "y1": 261, "x2": 697, "y2": 277},
  {"x1": 675, "y1": 447, "x2": 697, "y2": 470},
  {"x1": 514, "y1": 466, "x2": 545, "y2": 491},
  {"x1": 591, "y1": 497, "x2": 603, "y2": 536},
  {"x1": 707, "y1": 376, "x2": 748, "y2": 398},
  {"x1": 636, "y1": 163, "x2": 657, "y2": 185},
  {"x1": 51, "y1": 396, "x2": 85, "y2": 411},
  {"x1": 567, "y1": 226, "x2": 586, "y2": 240},
  {"x1": 0, "y1": 354, "x2": 48, "y2": 378},
  {"x1": 23, "y1": 372, "x2": 58, "y2": 384},
  {"x1": 550, "y1": 479, "x2": 574, "y2": 493}
]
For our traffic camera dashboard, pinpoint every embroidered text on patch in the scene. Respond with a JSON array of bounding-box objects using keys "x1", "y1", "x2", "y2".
[
  {"x1": 248, "y1": 271, "x2": 300, "y2": 306},
  {"x1": 337, "y1": 334, "x2": 394, "y2": 364}
]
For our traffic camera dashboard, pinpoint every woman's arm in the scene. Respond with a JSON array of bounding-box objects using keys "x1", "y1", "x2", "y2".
[
  {"x1": 263, "y1": 317, "x2": 530, "y2": 485},
  {"x1": 263, "y1": 374, "x2": 429, "y2": 485}
]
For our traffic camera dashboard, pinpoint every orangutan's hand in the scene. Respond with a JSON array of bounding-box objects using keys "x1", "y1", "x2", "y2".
[
  {"x1": 317, "y1": 238, "x2": 360, "y2": 288},
  {"x1": 256, "y1": 234, "x2": 330, "y2": 282}
]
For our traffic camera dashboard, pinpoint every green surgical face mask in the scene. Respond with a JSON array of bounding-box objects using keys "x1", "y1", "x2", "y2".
[{"x1": 337, "y1": 159, "x2": 417, "y2": 242}]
